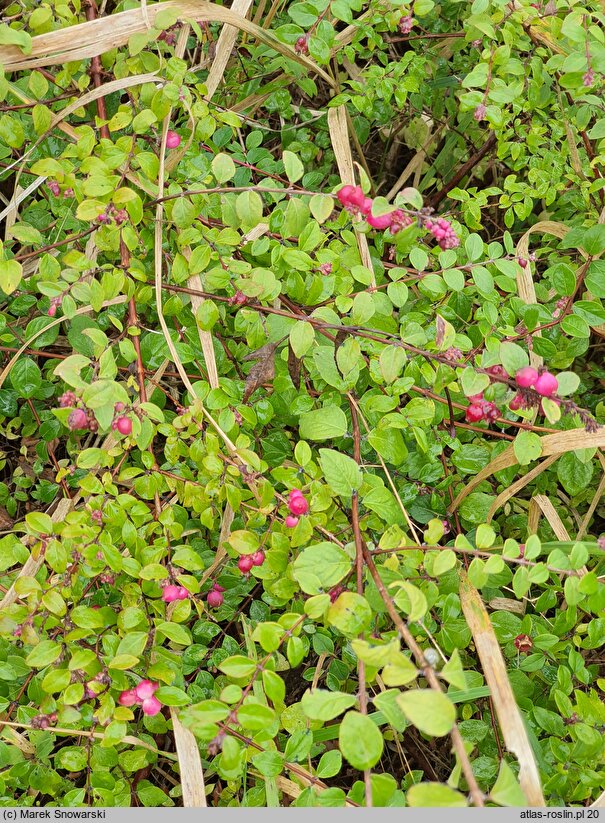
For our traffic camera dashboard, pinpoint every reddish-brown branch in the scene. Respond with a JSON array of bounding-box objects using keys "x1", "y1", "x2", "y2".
[
  {"x1": 360, "y1": 545, "x2": 485, "y2": 806},
  {"x1": 428, "y1": 133, "x2": 497, "y2": 209},
  {"x1": 349, "y1": 396, "x2": 372, "y2": 807}
]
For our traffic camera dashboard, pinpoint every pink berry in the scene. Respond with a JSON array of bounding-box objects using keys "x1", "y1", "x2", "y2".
[
  {"x1": 207, "y1": 589, "x2": 224, "y2": 608},
  {"x1": 367, "y1": 211, "x2": 393, "y2": 230},
  {"x1": 468, "y1": 393, "x2": 484, "y2": 403},
  {"x1": 509, "y1": 393, "x2": 524, "y2": 411},
  {"x1": 68, "y1": 408, "x2": 88, "y2": 430},
  {"x1": 289, "y1": 488, "x2": 304, "y2": 498},
  {"x1": 238, "y1": 555, "x2": 254, "y2": 574},
  {"x1": 166, "y1": 130, "x2": 181, "y2": 149},
  {"x1": 212, "y1": 584, "x2": 225, "y2": 592},
  {"x1": 518, "y1": 258, "x2": 528, "y2": 268},
  {"x1": 114, "y1": 402, "x2": 126, "y2": 412},
  {"x1": 251, "y1": 550, "x2": 265, "y2": 567},
  {"x1": 47, "y1": 304, "x2": 57, "y2": 317},
  {"x1": 175, "y1": 586, "x2": 189, "y2": 600},
  {"x1": 288, "y1": 494, "x2": 309, "y2": 516},
  {"x1": 481, "y1": 401, "x2": 499, "y2": 422},
  {"x1": 465, "y1": 404, "x2": 484, "y2": 423},
  {"x1": 162, "y1": 584, "x2": 180, "y2": 603},
  {"x1": 515, "y1": 367, "x2": 539, "y2": 388},
  {"x1": 141, "y1": 696, "x2": 162, "y2": 716},
  {"x1": 360, "y1": 197, "x2": 373, "y2": 216},
  {"x1": 285, "y1": 515, "x2": 299, "y2": 528},
  {"x1": 116, "y1": 416, "x2": 132, "y2": 435},
  {"x1": 135, "y1": 680, "x2": 158, "y2": 701},
  {"x1": 118, "y1": 688, "x2": 139, "y2": 707},
  {"x1": 534, "y1": 371, "x2": 558, "y2": 397}
]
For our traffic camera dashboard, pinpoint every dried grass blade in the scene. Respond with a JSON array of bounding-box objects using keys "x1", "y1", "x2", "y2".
[
  {"x1": 450, "y1": 427, "x2": 605, "y2": 512},
  {"x1": 170, "y1": 709, "x2": 207, "y2": 806},
  {"x1": 460, "y1": 573, "x2": 546, "y2": 806}
]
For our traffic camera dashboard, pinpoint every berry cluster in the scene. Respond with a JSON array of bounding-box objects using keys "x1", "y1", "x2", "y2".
[
  {"x1": 118, "y1": 680, "x2": 162, "y2": 716},
  {"x1": 97, "y1": 203, "x2": 128, "y2": 226},
  {"x1": 47, "y1": 296, "x2": 62, "y2": 317},
  {"x1": 515, "y1": 367, "x2": 558, "y2": 396},
  {"x1": 207, "y1": 583, "x2": 225, "y2": 608},
  {"x1": 161, "y1": 583, "x2": 189, "y2": 603},
  {"x1": 398, "y1": 14, "x2": 413, "y2": 34},
  {"x1": 285, "y1": 488, "x2": 309, "y2": 527},
  {"x1": 336, "y1": 185, "x2": 459, "y2": 248},
  {"x1": 465, "y1": 393, "x2": 499, "y2": 424},
  {"x1": 295, "y1": 34, "x2": 309, "y2": 54},
  {"x1": 238, "y1": 550, "x2": 265, "y2": 574},
  {"x1": 423, "y1": 217, "x2": 460, "y2": 250},
  {"x1": 228, "y1": 290, "x2": 248, "y2": 306}
]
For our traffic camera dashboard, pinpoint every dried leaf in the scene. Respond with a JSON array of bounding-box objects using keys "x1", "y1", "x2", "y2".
[
  {"x1": 243, "y1": 342, "x2": 277, "y2": 401},
  {"x1": 287, "y1": 344, "x2": 302, "y2": 389}
]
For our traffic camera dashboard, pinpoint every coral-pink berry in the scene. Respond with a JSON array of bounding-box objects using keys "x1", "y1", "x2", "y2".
[
  {"x1": 142, "y1": 696, "x2": 162, "y2": 716},
  {"x1": 251, "y1": 550, "x2": 265, "y2": 567},
  {"x1": 135, "y1": 680, "x2": 158, "y2": 701},
  {"x1": 465, "y1": 404, "x2": 484, "y2": 423},
  {"x1": 534, "y1": 371, "x2": 558, "y2": 397},
  {"x1": 515, "y1": 367, "x2": 539, "y2": 388},
  {"x1": 116, "y1": 416, "x2": 132, "y2": 435},
  {"x1": 118, "y1": 688, "x2": 139, "y2": 707},
  {"x1": 285, "y1": 515, "x2": 299, "y2": 528}
]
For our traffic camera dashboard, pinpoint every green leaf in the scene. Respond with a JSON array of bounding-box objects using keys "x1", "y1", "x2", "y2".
[
  {"x1": 407, "y1": 783, "x2": 468, "y2": 807},
  {"x1": 396, "y1": 690, "x2": 456, "y2": 736},
  {"x1": 440, "y1": 649, "x2": 467, "y2": 690},
  {"x1": 0, "y1": 259, "x2": 23, "y2": 295},
  {"x1": 293, "y1": 542, "x2": 351, "y2": 595},
  {"x1": 309, "y1": 194, "x2": 334, "y2": 223},
  {"x1": 461, "y1": 368, "x2": 490, "y2": 397},
  {"x1": 212, "y1": 153, "x2": 236, "y2": 183},
  {"x1": 499, "y1": 342, "x2": 528, "y2": 376},
  {"x1": 218, "y1": 655, "x2": 257, "y2": 679},
  {"x1": 10, "y1": 358, "x2": 41, "y2": 398},
  {"x1": 339, "y1": 711, "x2": 384, "y2": 769},
  {"x1": 489, "y1": 760, "x2": 527, "y2": 806},
  {"x1": 513, "y1": 431, "x2": 542, "y2": 466},
  {"x1": 289, "y1": 321, "x2": 315, "y2": 358},
  {"x1": 301, "y1": 689, "x2": 357, "y2": 721},
  {"x1": 282, "y1": 150, "x2": 304, "y2": 183},
  {"x1": 25, "y1": 640, "x2": 62, "y2": 668},
  {"x1": 318, "y1": 449, "x2": 362, "y2": 497},
  {"x1": 299, "y1": 406, "x2": 347, "y2": 440},
  {"x1": 327, "y1": 592, "x2": 373, "y2": 636},
  {"x1": 236, "y1": 190, "x2": 263, "y2": 227}
]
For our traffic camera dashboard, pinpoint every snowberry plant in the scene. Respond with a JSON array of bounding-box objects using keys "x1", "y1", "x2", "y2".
[{"x1": 0, "y1": 0, "x2": 603, "y2": 810}]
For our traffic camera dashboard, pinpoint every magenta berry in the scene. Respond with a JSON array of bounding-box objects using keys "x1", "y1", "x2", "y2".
[
  {"x1": 398, "y1": 14, "x2": 413, "y2": 34},
  {"x1": 238, "y1": 555, "x2": 254, "y2": 574},
  {"x1": 68, "y1": 408, "x2": 88, "y2": 430},
  {"x1": 251, "y1": 550, "x2": 265, "y2": 567},
  {"x1": 166, "y1": 130, "x2": 181, "y2": 149},
  {"x1": 288, "y1": 494, "x2": 309, "y2": 516},
  {"x1": 175, "y1": 586, "x2": 189, "y2": 600},
  {"x1": 360, "y1": 197, "x2": 373, "y2": 216},
  {"x1": 515, "y1": 367, "x2": 539, "y2": 388},
  {"x1": 207, "y1": 589, "x2": 224, "y2": 608},
  {"x1": 116, "y1": 416, "x2": 132, "y2": 435},
  {"x1": 118, "y1": 688, "x2": 139, "y2": 707},
  {"x1": 285, "y1": 515, "x2": 299, "y2": 528},
  {"x1": 534, "y1": 371, "x2": 558, "y2": 397},
  {"x1": 142, "y1": 696, "x2": 162, "y2": 716},
  {"x1": 162, "y1": 584, "x2": 180, "y2": 603},
  {"x1": 465, "y1": 404, "x2": 484, "y2": 423},
  {"x1": 367, "y1": 211, "x2": 394, "y2": 230},
  {"x1": 114, "y1": 402, "x2": 126, "y2": 412}
]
